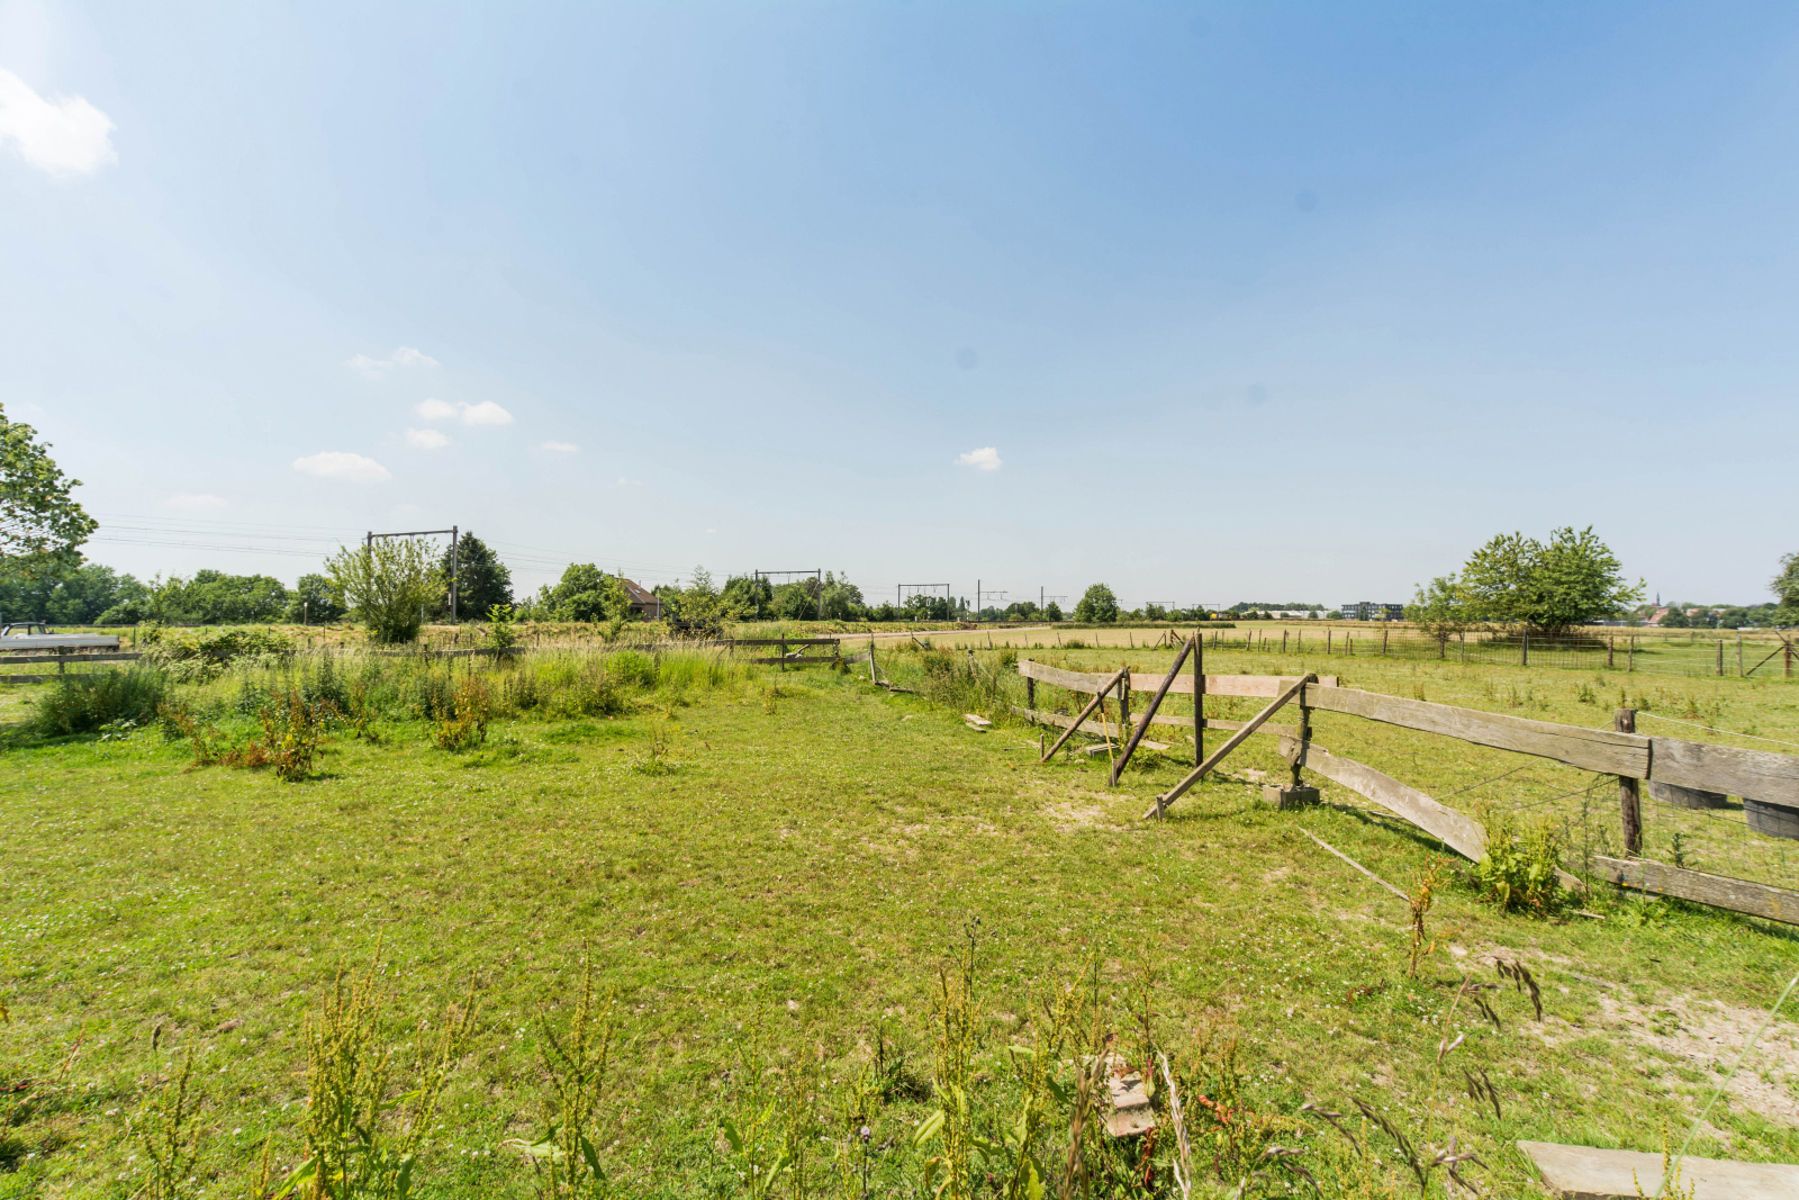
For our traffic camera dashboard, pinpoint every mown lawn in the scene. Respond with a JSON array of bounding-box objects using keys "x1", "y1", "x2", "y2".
[{"x1": 0, "y1": 658, "x2": 1795, "y2": 1197}]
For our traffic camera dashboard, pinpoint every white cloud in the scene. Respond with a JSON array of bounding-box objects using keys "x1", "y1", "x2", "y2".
[
  {"x1": 405, "y1": 427, "x2": 450, "y2": 449},
  {"x1": 292, "y1": 451, "x2": 391, "y2": 482},
  {"x1": 540, "y1": 440, "x2": 579, "y2": 454},
  {"x1": 955, "y1": 446, "x2": 1003, "y2": 472},
  {"x1": 615, "y1": 476, "x2": 643, "y2": 488},
  {"x1": 164, "y1": 491, "x2": 227, "y2": 512},
  {"x1": 346, "y1": 346, "x2": 440, "y2": 379},
  {"x1": 459, "y1": 399, "x2": 513, "y2": 426},
  {"x1": 415, "y1": 397, "x2": 513, "y2": 426},
  {"x1": 0, "y1": 68, "x2": 115, "y2": 177}
]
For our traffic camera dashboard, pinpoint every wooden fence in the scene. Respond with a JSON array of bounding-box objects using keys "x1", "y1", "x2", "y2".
[{"x1": 1015, "y1": 651, "x2": 1799, "y2": 926}]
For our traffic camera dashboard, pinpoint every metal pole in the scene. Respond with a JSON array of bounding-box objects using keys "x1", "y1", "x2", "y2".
[{"x1": 450, "y1": 525, "x2": 460, "y2": 624}]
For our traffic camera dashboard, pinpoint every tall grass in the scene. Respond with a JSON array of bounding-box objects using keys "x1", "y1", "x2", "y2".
[{"x1": 24, "y1": 668, "x2": 169, "y2": 736}]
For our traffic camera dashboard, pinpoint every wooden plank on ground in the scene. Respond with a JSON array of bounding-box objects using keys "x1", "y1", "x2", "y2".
[
  {"x1": 1518, "y1": 1139, "x2": 1799, "y2": 1199},
  {"x1": 1083, "y1": 738, "x2": 1166, "y2": 755},
  {"x1": 1301, "y1": 745, "x2": 1489, "y2": 862},
  {"x1": 1303, "y1": 685, "x2": 1651, "y2": 777},
  {"x1": 1591, "y1": 856, "x2": 1799, "y2": 926},
  {"x1": 1650, "y1": 737, "x2": 1799, "y2": 807}
]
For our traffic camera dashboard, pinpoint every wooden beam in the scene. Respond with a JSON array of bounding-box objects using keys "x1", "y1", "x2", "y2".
[
  {"x1": 0, "y1": 652, "x2": 140, "y2": 665},
  {"x1": 1650, "y1": 737, "x2": 1799, "y2": 808},
  {"x1": 1113, "y1": 636, "x2": 1194, "y2": 785},
  {"x1": 1043, "y1": 667, "x2": 1127, "y2": 763},
  {"x1": 1592, "y1": 856, "x2": 1799, "y2": 926},
  {"x1": 1302, "y1": 684, "x2": 1651, "y2": 777},
  {"x1": 1299, "y1": 745, "x2": 1488, "y2": 862},
  {"x1": 1016, "y1": 659, "x2": 1334, "y2": 697},
  {"x1": 1144, "y1": 675, "x2": 1311, "y2": 819}
]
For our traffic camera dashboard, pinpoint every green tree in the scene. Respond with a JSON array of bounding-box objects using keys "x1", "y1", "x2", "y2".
[
  {"x1": 1, "y1": 403, "x2": 96, "y2": 582},
  {"x1": 537, "y1": 564, "x2": 629, "y2": 623},
  {"x1": 288, "y1": 573, "x2": 347, "y2": 624},
  {"x1": 1457, "y1": 527, "x2": 1641, "y2": 636},
  {"x1": 818, "y1": 572, "x2": 865, "y2": 621},
  {"x1": 1405, "y1": 574, "x2": 1472, "y2": 641},
  {"x1": 1773, "y1": 552, "x2": 1799, "y2": 619},
  {"x1": 0, "y1": 562, "x2": 145, "y2": 625},
  {"x1": 1073, "y1": 583, "x2": 1119, "y2": 624},
  {"x1": 721, "y1": 575, "x2": 773, "y2": 620},
  {"x1": 325, "y1": 538, "x2": 445, "y2": 644},
  {"x1": 441, "y1": 532, "x2": 512, "y2": 618},
  {"x1": 661, "y1": 566, "x2": 744, "y2": 638},
  {"x1": 1044, "y1": 601, "x2": 1064, "y2": 622}
]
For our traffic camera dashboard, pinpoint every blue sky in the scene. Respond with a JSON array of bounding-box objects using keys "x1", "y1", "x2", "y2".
[{"x1": 4, "y1": 1, "x2": 1796, "y2": 606}]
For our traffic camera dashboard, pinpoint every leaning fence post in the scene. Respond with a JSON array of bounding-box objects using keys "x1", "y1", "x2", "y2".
[{"x1": 1617, "y1": 708, "x2": 1642, "y2": 857}]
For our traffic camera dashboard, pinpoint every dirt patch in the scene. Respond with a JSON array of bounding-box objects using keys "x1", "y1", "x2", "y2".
[
  {"x1": 1592, "y1": 992, "x2": 1799, "y2": 1130},
  {"x1": 1044, "y1": 799, "x2": 1113, "y2": 832}
]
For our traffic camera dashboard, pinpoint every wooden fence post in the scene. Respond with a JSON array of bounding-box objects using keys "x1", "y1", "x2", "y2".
[
  {"x1": 779, "y1": 636, "x2": 787, "y2": 671},
  {"x1": 1326, "y1": 629, "x2": 1332, "y2": 655},
  {"x1": 1628, "y1": 636, "x2": 1635, "y2": 672},
  {"x1": 1717, "y1": 639, "x2": 1724, "y2": 676},
  {"x1": 1617, "y1": 708, "x2": 1642, "y2": 857},
  {"x1": 1193, "y1": 631, "x2": 1205, "y2": 766},
  {"x1": 1381, "y1": 627, "x2": 1389, "y2": 656},
  {"x1": 1290, "y1": 685, "x2": 1312, "y2": 791},
  {"x1": 1118, "y1": 669, "x2": 1131, "y2": 751},
  {"x1": 1521, "y1": 629, "x2": 1529, "y2": 666},
  {"x1": 1607, "y1": 636, "x2": 1615, "y2": 669}
]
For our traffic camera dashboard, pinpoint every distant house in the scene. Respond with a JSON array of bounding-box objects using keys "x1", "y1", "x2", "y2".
[
  {"x1": 1340, "y1": 602, "x2": 1405, "y2": 621},
  {"x1": 1644, "y1": 606, "x2": 1671, "y2": 627},
  {"x1": 619, "y1": 578, "x2": 664, "y2": 621}
]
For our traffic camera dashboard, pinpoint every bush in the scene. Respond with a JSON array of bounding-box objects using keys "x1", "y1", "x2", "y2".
[
  {"x1": 1472, "y1": 807, "x2": 1565, "y2": 914},
  {"x1": 433, "y1": 676, "x2": 493, "y2": 751},
  {"x1": 26, "y1": 668, "x2": 168, "y2": 736},
  {"x1": 254, "y1": 690, "x2": 332, "y2": 781},
  {"x1": 140, "y1": 627, "x2": 292, "y2": 682}
]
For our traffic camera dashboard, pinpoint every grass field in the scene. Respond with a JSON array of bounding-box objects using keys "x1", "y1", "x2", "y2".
[{"x1": 1, "y1": 641, "x2": 1796, "y2": 1198}]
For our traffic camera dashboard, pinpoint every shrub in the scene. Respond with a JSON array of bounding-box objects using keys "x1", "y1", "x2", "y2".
[
  {"x1": 140, "y1": 627, "x2": 292, "y2": 682},
  {"x1": 433, "y1": 676, "x2": 493, "y2": 752},
  {"x1": 1472, "y1": 807, "x2": 1565, "y2": 914},
  {"x1": 26, "y1": 668, "x2": 168, "y2": 736},
  {"x1": 252, "y1": 689, "x2": 333, "y2": 782},
  {"x1": 325, "y1": 537, "x2": 445, "y2": 645}
]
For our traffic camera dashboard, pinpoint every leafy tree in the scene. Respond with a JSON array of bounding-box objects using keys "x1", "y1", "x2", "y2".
[
  {"x1": 660, "y1": 566, "x2": 744, "y2": 638},
  {"x1": 164, "y1": 569, "x2": 290, "y2": 624},
  {"x1": 1456, "y1": 527, "x2": 1641, "y2": 636},
  {"x1": 818, "y1": 572, "x2": 865, "y2": 621},
  {"x1": 1, "y1": 403, "x2": 97, "y2": 582},
  {"x1": 288, "y1": 573, "x2": 347, "y2": 624},
  {"x1": 536, "y1": 564, "x2": 629, "y2": 623},
  {"x1": 1405, "y1": 575, "x2": 1472, "y2": 641},
  {"x1": 0, "y1": 562, "x2": 145, "y2": 625},
  {"x1": 1073, "y1": 583, "x2": 1119, "y2": 624},
  {"x1": 325, "y1": 538, "x2": 445, "y2": 644},
  {"x1": 1043, "y1": 601, "x2": 1064, "y2": 622},
  {"x1": 1774, "y1": 552, "x2": 1799, "y2": 619},
  {"x1": 440, "y1": 532, "x2": 512, "y2": 619},
  {"x1": 721, "y1": 575, "x2": 773, "y2": 621}
]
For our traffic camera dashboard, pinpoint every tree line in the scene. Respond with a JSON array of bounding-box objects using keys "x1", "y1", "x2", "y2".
[{"x1": 6, "y1": 404, "x2": 1798, "y2": 641}]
